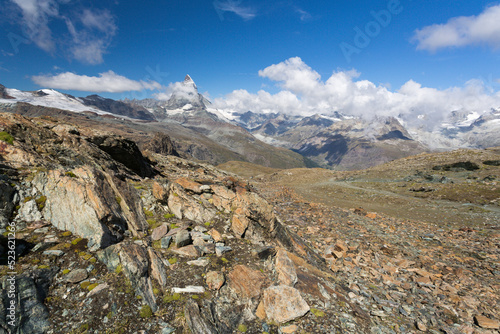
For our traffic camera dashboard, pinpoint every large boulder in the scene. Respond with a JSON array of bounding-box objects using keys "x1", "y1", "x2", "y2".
[
  {"x1": 259, "y1": 285, "x2": 310, "y2": 324},
  {"x1": 32, "y1": 166, "x2": 148, "y2": 250}
]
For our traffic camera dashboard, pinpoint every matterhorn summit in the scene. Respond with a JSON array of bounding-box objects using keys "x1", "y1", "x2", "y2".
[
  {"x1": 165, "y1": 74, "x2": 209, "y2": 111},
  {"x1": 183, "y1": 74, "x2": 196, "y2": 88}
]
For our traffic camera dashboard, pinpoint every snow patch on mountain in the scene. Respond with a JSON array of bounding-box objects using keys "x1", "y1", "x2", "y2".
[{"x1": 0, "y1": 88, "x2": 109, "y2": 115}]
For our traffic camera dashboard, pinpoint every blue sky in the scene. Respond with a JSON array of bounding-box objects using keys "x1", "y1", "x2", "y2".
[{"x1": 1, "y1": 0, "x2": 500, "y2": 119}]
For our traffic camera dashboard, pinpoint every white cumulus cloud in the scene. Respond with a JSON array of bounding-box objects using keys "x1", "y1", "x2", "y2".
[
  {"x1": 413, "y1": 4, "x2": 500, "y2": 51},
  {"x1": 32, "y1": 71, "x2": 163, "y2": 93},
  {"x1": 214, "y1": 57, "x2": 500, "y2": 130}
]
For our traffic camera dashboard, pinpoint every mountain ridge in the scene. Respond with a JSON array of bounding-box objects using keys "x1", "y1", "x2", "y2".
[{"x1": 2, "y1": 77, "x2": 500, "y2": 171}]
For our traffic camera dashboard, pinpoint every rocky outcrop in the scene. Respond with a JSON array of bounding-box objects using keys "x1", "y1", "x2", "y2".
[
  {"x1": 143, "y1": 132, "x2": 179, "y2": 157},
  {"x1": 97, "y1": 243, "x2": 159, "y2": 312},
  {"x1": 0, "y1": 84, "x2": 13, "y2": 99},
  {"x1": 87, "y1": 135, "x2": 154, "y2": 178},
  {"x1": 31, "y1": 166, "x2": 147, "y2": 250}
]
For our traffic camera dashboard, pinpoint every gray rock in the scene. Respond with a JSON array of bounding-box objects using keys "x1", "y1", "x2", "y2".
[
  {"x1": 65, "y1": 269, "x2": 88, "y2": 283},
  {"x1": 0, "y1": 268, "x2": 57, "y2": 334},
  {"x1": 184, "y1": 299, "x2": 217, "y2": 334},
  {"x1": 215, "y1": 245, "x2": 232, "y2": 257},
  {"x1": 97, "y1": 243, "x2": 157, "y2": 312},
  {"x1": 42, "y1": 250, "x2": 64, "y2": 257},
  {"x1": 161, "y1": 236, "x2": 172, "y2": 249},
  {"x1": 175, "y1": 229, "x2": 191, "y2": 248},
  {"x1": 15, "y1": 199, "x2": 43, "y2": 223}
]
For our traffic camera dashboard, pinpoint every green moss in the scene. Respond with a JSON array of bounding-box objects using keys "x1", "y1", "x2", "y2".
[
  {"x1": 71, "y1": 238, "x2": 83, "y2": 245},
  {"x1": 147, "y1": 219, "x2": 157, "y2": 226},
  {"x1": 237, "y1": 324, "x2": 248, "y2": 333},
  {"x1": 163, "y1": 213, "x2": 175, "y2": 219},
  {"x1": 152, "y1": 239, "x2": 162, "y2": 249},
  {"x1": 61, "y1": 231, "x2": 72, "y2": 237},
  {"x1": 62, "y1": 269, "x2": 70, "y2": 275},
  {"x1": 310, "y1": 308, "x2": 325, "y2": 317},
  {"x1": 143, "y1": 209, "x2": 154, "y2": 217},
  {"x1": 65, "y1": 171, "x2": 77, "y2": 178},
  {"x1": 136, "y1": 295, "x2": 143, "y2": 300},
  {"x1": 35, "y1": 196, "x2": 47, "y2": 210},
  {"x1": 37, "y1": 265, "x2": 50, "y2": 269},
  {"x1": 87, "y1": 283, "x2": 98, "y2": 291},
  {"x1": 89, "y1": 257, "x2": 97, "y2": 263},
  {"x1": 80, "y1": 281, "x2": 91, "y2": 289},
  {"x1": 163, "y1": 292, "x2": 181, "y2": 303},
  {"x1": 168, "y1": 258, "x2": 178, "y2": 265},
  {"x1": 204, "y1": 222, "x2": 211, "y2": 227},
  {"x1": 115, "y1": 264, "x2": 123, "y2": 274},
  {"x1": 23, "y1": 196, "x2": 33, "y2": 203},
  {"x1": 191, "y1": 295, "x2": 199, "y2": 300},
  {"x1": 221, "y1": 257, "x2": 229, "y2": 263},
  {"x1": 0, "y1": 132, "x2": 14, "y2": 145},
  {"x1": 115, "y1": 196, "x2": 122, "y2": 205},
  {"x1": 139, "y1": 305, "x2": 153, "y2": 318},
  {"x1": 169, "y1": 223, "x2": 177, "y2": 229},
  {"x1": 153, "y1": 288, "x2": 160, "y2": 295},
  {"x1": 79, "y1": 252, "x2": 93, "y2": 260}
]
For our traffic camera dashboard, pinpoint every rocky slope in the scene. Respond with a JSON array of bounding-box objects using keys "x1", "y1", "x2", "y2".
[{"x1": 1, "y1": 112, "x2": 499, "y2": 333}]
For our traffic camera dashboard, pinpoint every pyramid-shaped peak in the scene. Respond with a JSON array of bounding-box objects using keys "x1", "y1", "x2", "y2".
[{"x1": 184, "y1": 75, "x2": 194, "y2": 83}]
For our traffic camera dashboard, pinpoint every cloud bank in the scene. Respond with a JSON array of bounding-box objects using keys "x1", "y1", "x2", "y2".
[
  {"x1": 214, "y1": 57, "x2": 500, "y2": 129},
  {"x1": 32, "y1": 71, "x2": 162, "y2": 93},
  {"x1": 413, "y1": 4, "x2": 500, "y2": 51},
  {"x1": 9, "y1": 0, "x2": 117, "y2": 64}
]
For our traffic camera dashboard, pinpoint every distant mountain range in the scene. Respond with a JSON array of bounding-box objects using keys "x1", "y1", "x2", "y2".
[{"x1": 1, "y1": 77, "x2": 499, "y2": 170}]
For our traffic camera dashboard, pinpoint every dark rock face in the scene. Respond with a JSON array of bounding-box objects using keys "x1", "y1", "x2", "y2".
[
  {"x1": 0, "y1": 179, "x2": 15, "y2": 229},
  {"x1": 0, "y1": 268, "x2": 58, "y2": 334},
  {"x1": 0, "y1": 84, "x2": 14, "y2": 99},
  {"x1": 143, "y1": 132, "x2": 179, "y2": 156},
  {"x1": 81, "y1": 95, "x2": 156, "y2": 121},
  {"x1": 88, "y1": 135, "x2": 154, "y2": 178}
]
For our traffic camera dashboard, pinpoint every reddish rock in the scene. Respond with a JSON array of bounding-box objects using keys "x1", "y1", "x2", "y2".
[
  {"x1": 152, "y1": 181, "x2": 169, "y2": 202},
  {"x1": 231, "y1": 212, "x2": 250, "y2": 238},
  {"x1": 172, "y1": 245, "x2": 200, "y2": 258},
  {"x1": 228, "y1": 264, "x2": 267, "y2": 299},
  {"x1": 275, "y1": 248, "x2": 297, "y2": 286},
  {"x1": 208, "y1": 228, "x2": 223, "y2": 243},
  {"x1": 474, "y1": 315, "x2": 499, "y2": 329},
  {"x1": 261, "y1": 285, "x2": 310, "y2": 324},
  {"x1": 175, "y1": 177, "x2": 202, "y2": 193}
]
